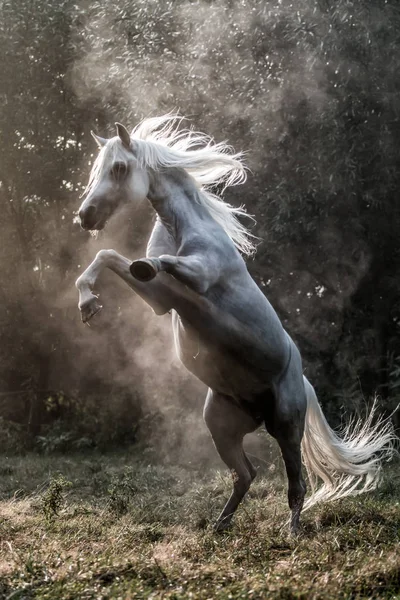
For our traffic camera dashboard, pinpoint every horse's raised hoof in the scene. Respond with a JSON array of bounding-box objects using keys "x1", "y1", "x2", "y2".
[
  {"x1": 130, "y1": 259, "x2": 158, "y2": 282},
  {"x1": 80, "y1": 296, "x2": 103, "y2": 323}
]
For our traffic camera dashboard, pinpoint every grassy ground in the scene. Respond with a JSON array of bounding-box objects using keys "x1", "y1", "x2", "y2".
[{"x1": 0, "y1": 449, "x2": 399, "y2": 599}]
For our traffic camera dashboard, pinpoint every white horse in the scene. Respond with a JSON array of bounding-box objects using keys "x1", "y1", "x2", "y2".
[{"x1": 76, "y1": 116, "x2": 394, "y2": 533}]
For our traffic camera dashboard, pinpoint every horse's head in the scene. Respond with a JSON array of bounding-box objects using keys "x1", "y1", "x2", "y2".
[{"x1": 78, "y1": 123, "x2": 149, "y2": 231}]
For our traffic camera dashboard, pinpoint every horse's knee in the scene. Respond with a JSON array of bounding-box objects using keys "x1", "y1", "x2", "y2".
[
  {"x1": 231, "y1": 467, "x2": 252, "y2": 496},
  {"x1": 95, "y1": 248, "x2": 114, "y2": 261}
]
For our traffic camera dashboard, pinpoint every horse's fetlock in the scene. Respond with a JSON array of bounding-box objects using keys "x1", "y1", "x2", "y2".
[
  {"x1": 288, "y1": 485, "x2": 306, "y2": 510},
  {"x1": 232, "y1": 470, "x2": 252, "y2": 493}
]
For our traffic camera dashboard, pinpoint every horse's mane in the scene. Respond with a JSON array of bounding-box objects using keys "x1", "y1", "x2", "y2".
[{"x1": 87, "y1": 115, "x2": 257, "y2": 256}]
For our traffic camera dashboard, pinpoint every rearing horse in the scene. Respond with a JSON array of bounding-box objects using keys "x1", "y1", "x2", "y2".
[{"x1": 76, "y1": 116, "x2": 394, "y2": 534}]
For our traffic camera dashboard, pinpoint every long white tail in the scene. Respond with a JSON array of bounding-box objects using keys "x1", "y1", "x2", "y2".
[{"x1": 301, "y1": 376, "x2": 396, "y2": 510}]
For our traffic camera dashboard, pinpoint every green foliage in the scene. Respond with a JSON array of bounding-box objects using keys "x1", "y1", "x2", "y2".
[
  {"x1": 107, "y1": 468, "x2": 136, "y2": 516},
  {"x1": 1, "y1": 0, "x2": 400, "y2": 441},
  {"x1": 39, "y1": 473, "x2": 72, "y2": 521},
  {"x1": 0, "y1": 417, "x2": 26, "y2": 453},
  {"x1": 36, "y1": 428, "x2": 92, "y2": 454},
  {"x1": 389, "y1": 354, "x2": 400, "y2": 392}
]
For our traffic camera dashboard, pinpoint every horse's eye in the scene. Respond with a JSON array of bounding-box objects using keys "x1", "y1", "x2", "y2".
[{"x1": 110, "y1": 162, "x2": 128, "y2": 180}]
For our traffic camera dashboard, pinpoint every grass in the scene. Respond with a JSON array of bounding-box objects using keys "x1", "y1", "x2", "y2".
[{"x1": 0, "y1": 449, "x2": 399, "y2": 599}]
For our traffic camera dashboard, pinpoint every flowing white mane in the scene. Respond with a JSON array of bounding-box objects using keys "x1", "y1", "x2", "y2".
[{"x1": 87, "y1": 115, "x2": 257, "y2": 256}]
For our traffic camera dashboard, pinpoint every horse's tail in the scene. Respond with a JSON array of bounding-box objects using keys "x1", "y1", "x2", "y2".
[{"x1": 301, "y1": 376, "x2": 396, "y2": 510}]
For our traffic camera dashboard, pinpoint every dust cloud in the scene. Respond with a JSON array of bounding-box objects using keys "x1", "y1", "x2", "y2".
[{"x1": 60, "y1": 0, "x2": 387, "y2": 460}]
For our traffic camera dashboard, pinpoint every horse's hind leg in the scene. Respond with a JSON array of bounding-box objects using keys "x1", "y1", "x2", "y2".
[
  {"x1": 204, "y1": 389, "x2": 259, "y2": 532},
  {"x1": 275, "y1": 421, "x2": 306, "y2": 535},
  {"x1": 267, "y1": 347, "x2": 307, "y2": 535}
]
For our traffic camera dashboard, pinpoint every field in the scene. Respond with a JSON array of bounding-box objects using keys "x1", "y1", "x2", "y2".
[{"x1": 0, "y1": 448, "x2": 399, "y2": 600}]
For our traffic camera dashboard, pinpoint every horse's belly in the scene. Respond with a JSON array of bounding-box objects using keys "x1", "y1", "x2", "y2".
[
  {"x1": 173, "y1": 314, "x2": 270, "y2": 398},
  {"x1": 183, "y1": 352, "x2": 267, "y2": 398}
]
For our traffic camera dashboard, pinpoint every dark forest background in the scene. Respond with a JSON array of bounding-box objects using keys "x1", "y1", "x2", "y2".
[{"x1": 1, "y1": 0, "x2": 400, "y2": 454}]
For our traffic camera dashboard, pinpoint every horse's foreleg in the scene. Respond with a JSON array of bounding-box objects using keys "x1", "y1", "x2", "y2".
[
  {"x1": 76, "y1": 249, "x2": 173, "y2": 323},
  {"x1": 130, "y1": 254, "x2": 213, "y2": 294},
  {"x1": 76, "y1": 251, "x2": 107, "y2": 322},
  {"x1": 203, "y1": 389, "x2": 259, "y2": 532}
]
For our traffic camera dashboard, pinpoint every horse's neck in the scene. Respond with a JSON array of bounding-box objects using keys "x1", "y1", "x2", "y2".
[
  {"x1": 147, "y1": 169, "x2": 210, "y2": 244},
  {"x1": 147, "y1": 216, "x2": 177, "y2": 257}
]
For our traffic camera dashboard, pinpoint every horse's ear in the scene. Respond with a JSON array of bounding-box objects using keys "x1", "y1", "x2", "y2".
[
  {"x1": 115, "y1": 122, "x2": 131, "y2": 149},
  {"x1": 91, "y1": 131, "x2": 108, "y2": 148}
]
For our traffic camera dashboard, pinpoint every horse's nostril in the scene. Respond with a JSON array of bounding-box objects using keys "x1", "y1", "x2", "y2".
[{"x1": 79, "y1": 205, "x2": 97, "y2": 228}]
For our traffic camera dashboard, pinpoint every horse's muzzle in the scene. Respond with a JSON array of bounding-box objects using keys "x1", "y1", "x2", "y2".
[{"x1": 79, "y1": 205, "x2": 106, "y2": 230}]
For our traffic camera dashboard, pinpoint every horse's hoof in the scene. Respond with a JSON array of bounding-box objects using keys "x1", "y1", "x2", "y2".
[
  {"x1": 289, "y1": 523, "x2": 302, "y2": 538},
  {"x1": 80, "y1": 297, "x2": 103, "y2": 323},
  {"x1": 213, "y1": 520, "x2": 232, "y2": 533},
  {"x1": 130, "y1": 259, "x2": 158, "y2": 282}
]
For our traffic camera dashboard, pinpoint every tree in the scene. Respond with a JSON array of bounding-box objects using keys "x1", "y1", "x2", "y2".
[{"x1": 1, "y1": 0, "x2": 399, "y2": 449}]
